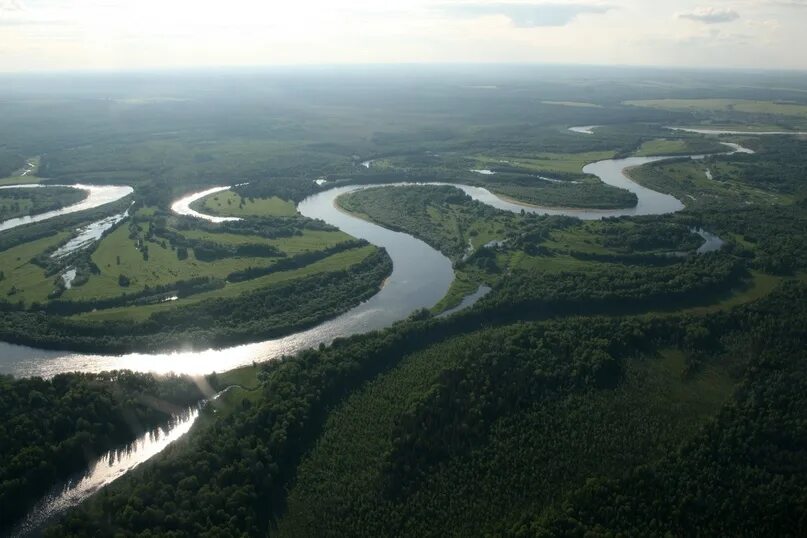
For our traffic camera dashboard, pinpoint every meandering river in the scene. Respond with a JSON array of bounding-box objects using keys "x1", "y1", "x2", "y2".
[{"x1": 0, "y1": 140, "x2": 755, "y2": 379}]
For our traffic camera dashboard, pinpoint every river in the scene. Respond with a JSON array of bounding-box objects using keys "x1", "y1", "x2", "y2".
[{"x1": 0, "y1": 141, "x2": 755, "y2": 378}]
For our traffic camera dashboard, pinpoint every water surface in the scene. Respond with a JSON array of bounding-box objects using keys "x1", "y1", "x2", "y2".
[
  {"x1": 51, "y1": 207, "x2": 131, "y2": 258},
  {"x1": 11, "y1": 406, "x2": 202, "y2": 537}
]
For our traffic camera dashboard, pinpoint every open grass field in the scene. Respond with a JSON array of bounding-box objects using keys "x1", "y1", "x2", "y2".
[
  {"x1": 633, "y1": 138, "x2": 724, "y2": 157},
  {"x1": 196, "y1": 191, "x2": 298, "y2": 217},
  {"x1": 626, "y1": 99, "x2": 807, "y2": 118},
  {"x1": 0, "y1": 232, "x2": 69, "y2": 304},
  {"x1": 0, "y1": 176, "x2": 41, "y2": 186},
  {"x1": 478, "y1": 150, "x2": 615, "y2": 174},
  {"x1": 73, "y1": 245, "x2": 377, "y2": 321},
  {"x1": 180, "y1": 228, "x2": 352, "y2": 255},
  {"x1": 77, "y1": 226, "x2": 248, "y2": 298},
  {"x1": 508, "y1": 250, "x2": 604, "y2": 273},
  {"x1": 0, "y1": 157, "x2": 43, "y2": 186},
  {"x1": 67, "y1": 225, "x2": 287, "y2": 300},
  {"x1": 676, "y1": 123, "x2": 804, "y2": 132},
  {"x1": 541, "y1": 226, "x2": 614, "y2": 255}
]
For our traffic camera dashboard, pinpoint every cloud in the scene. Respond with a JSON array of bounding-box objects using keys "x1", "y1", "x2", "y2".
[
  {"x1": 440, "y1": 2, "x2": 612, "y2": 28},
  {"x1": 677, "y1": 7, "x2": 740, "y2": 23},
  {"x1": 767, "y1": 0, "x2": 807, "y2": 6},
  {"x1": 0, "y1": 0, "x2": 22, "y2": 11}
]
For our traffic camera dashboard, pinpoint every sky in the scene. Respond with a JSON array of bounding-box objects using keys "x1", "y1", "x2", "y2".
[{"x1": 1, "y1": 0, "x2": 806, "y2": 72}]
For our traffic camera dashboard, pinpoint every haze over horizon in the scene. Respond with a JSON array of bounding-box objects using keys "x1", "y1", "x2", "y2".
[{"x1": 2, "y1": 0, "x2": 807, "y2": 73}]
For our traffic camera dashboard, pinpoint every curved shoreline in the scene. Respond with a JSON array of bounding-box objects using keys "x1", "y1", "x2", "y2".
[
  {"x1": 170, "y1": 186, "x2": 241, "y2": 223},
  {"x1": 667, "y1": 126, "x2": 807, "y2": 136}
]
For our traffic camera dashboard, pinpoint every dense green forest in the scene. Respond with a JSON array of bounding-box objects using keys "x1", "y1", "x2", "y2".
[{"x1": 1, "y1": 68, "x2": 806, "y2": 536}]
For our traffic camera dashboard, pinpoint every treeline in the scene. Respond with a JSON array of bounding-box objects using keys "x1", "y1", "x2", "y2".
[
  {"x1": 170, "y1": 209, "x2": 338, "y2": 238},
  {"x1": 477, "y1": 174, "x2": 638, "y2": 210},
  {"x1": 484, "y1": 251, "x2": 748, "y2": 317},
  {"x1": 596, "y1": 219, "x2": 703, "y2": 253},
  {"x1": 0, "y1": 371, "x2": 211, "y2": 533},
  {"x1": 233, "y1": 176, "x2": 321, "y2": 203},
  {"x1": 151, "y1": 224, "x2": 285, "y2": 261},
  {"x1": 17, "y1": 276, "x2": 225, "y2": 315},
  {"x1": 227, "y1": 239, "x2": 368, "y2": 282},
  {"x1": 0, "y1": 247, "x2": 391, "y2": 353}
]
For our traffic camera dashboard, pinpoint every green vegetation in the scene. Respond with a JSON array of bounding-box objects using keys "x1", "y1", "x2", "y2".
[
  {"x1": 0, "y1": 181, "x2": 386, "y2": 350},
  {"x1": 628, "y1": 135, "x2": 806, "y2": 210},
  {"x1": 0, "y1": 245, "x2": 390, "y2": 352},
  {"x1": 75, "y1": 245, "x2": 378, "y2": 322},
  {"x1": 278, "y1": 327, "x2": 739, "y2": 537},
  {"x1": 339, "y1": 185, "x2": 506, "y2": 261},
  {"x1": 488, "y1": 179, "x2": 638, "y2": 210},
  {"x1": 0, "y1": 232, "x2": 70, "y2": 304},
  {"x1": 192, "y1": 190, "x2": 297, "y2": 217},
  {"x1": 627, "y1": 98, "x2": 807, "y2": 118},
  {"x1": 634, "y1": 137, "x2": 726, "y2": 157},
  {"x1": 0, "y1": 186, "x2": 85, "y2": 221}
]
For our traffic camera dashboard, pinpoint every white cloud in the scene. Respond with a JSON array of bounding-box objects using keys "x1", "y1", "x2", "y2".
[
  {"x1": 439, "y1": 2, "x2": 612, "y2": 27},
  {"x1": 677, "y1": 6, "x2": 740, "y2": 23}
]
